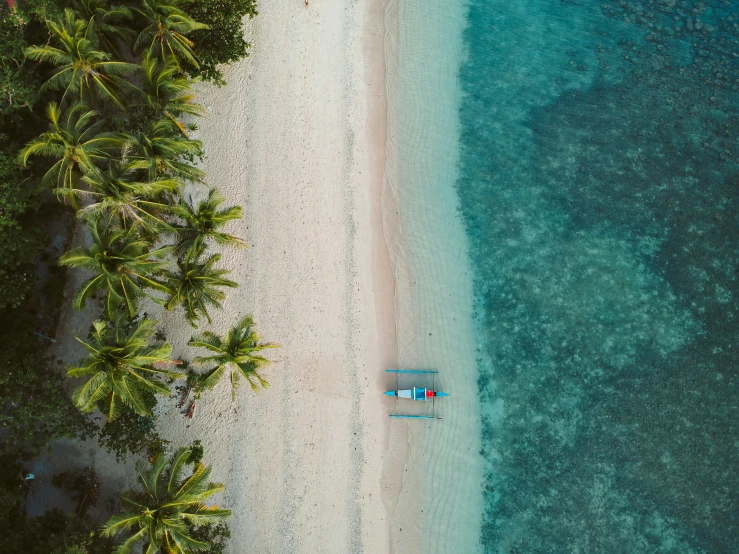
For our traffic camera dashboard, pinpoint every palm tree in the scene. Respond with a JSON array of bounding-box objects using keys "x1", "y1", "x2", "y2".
[
  {"x1": 163, "y1": 250, "x2": 237, "y2": 327},
  {"x1": 134, "y1": 0, "x2": 207, "y2": 69},
  {"x1": 19, "y1": 102, "x2": 123, "y2": 192},
  {"x1": 188, "y1": 315, "x2": 277, "y2": 400},
  {"x1": 129, "y1": 119, "x2": 205, "y2": 182},
  {"x1": 139, "y1": 52, "x2": 205, "y2": 135},
  {"x1": 173, "y1": 189, "x2": 246, "y2": 255},
  {"x1": 59, "y1": 221, "x2": 172, "y2": 318},
  {"x1": 72, "y1": 160, "x2": 180, "y2": 233},
  {"x1": 67, "y1": 314, "x2": 182, "y2": 421},
  {"x1": 102, "y1": 446, "x2": 231, "y2": 554},
  {"x1": 24, "y1": 8, "x2": 138, "y2": 108},
  {"x1": 72, "y1": 0, "x2": 135, "y2": 55}
]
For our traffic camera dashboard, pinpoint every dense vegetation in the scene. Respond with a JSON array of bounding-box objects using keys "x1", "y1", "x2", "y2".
[{"x1": 0, "y1": 0, "x2": 271, "y2": 552}]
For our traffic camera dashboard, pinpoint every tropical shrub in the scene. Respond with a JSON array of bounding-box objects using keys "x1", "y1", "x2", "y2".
[
  {"x1": 0, "y1": 152, "x2": 44, "y2": 309},
  {"x1": 182, "y1": 0, "x2": 258, "y2": 86},
  {"x1": 0, "y1": 334, "x2": 96, "y2": 459}
]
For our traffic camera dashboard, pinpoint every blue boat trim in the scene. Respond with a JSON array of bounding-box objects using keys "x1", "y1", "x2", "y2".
[{"x1": 386, "y1": 369, "x2": 439, "y2": 374}]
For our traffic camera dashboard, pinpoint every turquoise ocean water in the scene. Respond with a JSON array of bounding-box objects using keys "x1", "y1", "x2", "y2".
[
  {"x1": 448, "y1": 0, "x2": 739, "y2": 553},
  {"x1": 442, "y1": 0, "x2": 739, "y2": 551}
]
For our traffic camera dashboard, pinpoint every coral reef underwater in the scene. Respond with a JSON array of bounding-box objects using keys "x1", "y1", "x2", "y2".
[{"x1": 456, "y1": 1, "x2": 739, "y2": 551}]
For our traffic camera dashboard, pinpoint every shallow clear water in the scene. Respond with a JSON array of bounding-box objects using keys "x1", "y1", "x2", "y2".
[{"x1": 450, "y1": 0, "x2": 739, "y2": 552}]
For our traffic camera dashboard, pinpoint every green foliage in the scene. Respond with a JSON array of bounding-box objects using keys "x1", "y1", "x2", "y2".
[
  {"x1": 173, "y1": 188, "x2": 246, "y2": 255},
  {"x1": 164, "y1": 250, "x2": 238, "y2": 326},
  {"x1": 0, "y1": 7, "x2": 39, "y2": 118},
  {"x1": 183, "y1": 0, "x2": 258, "y2": 86},
  {"x1": 25, "y1": 9, "x2": 139, "y2": 109},
  {"x1": 59, "y1": 221, "x2": 172, "y2": 318},
  {"x1": 75, "y1": 160, "x2": 179, "y2": 233},
  {"x1": 101, "y1": 446, "x2": 231, "y2": 554},
  {"x1": 0, "y1": 333, "x2": 96, "y2": 459},
  {"x1": 138, "y1": 51, "x2": 205, "y2": 134},
  {"x1": 97, "y1": 390, "x2": 165, "y2": 463},
  {"x1": 134, "y1": 0, "x2": 207, "y2": 69},
  {"x1": 129, "y1": 117, "x2": 206, "y2": 182},
  {"x1": 189, "y1": 315, "x2": 277, "y2": 400},
  {"x1": 0, "y1": 503, "x2": 114, "y2": 554},
  {"x1": 20, "y1": 101, "x2": 124, "y2": 193},
  {"x1": 66, "y1": 313, "x2": 183, "y2": 421},
  {"x1": 0, "y1": 151, "x2": 44, "y2": 309},
  {"x1": 72, "y1": 0, "x2": 135, "y2": 56}
]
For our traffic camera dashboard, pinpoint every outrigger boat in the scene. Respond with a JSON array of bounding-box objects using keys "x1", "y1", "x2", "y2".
[{"x1": 384, "y1": 369, "x2": 449, "y2": 420}]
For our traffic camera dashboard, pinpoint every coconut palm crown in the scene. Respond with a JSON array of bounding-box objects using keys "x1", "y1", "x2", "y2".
[
  {"x1": 24, "y1": 8, "x2": 138, "y2": 108},
  {"x1": 102, "y1": 447, "x2": 231, "y2": 554},
  {"x1": 72, "y1": 0, "x2": 135, "y2": 55},
  {"x1": 67, "y1": 314, "x2": 182, "y2": 421},
  {"x1": 19, "y1": 102, "x2": 123, "y2": 192},
  {"x1": 139, "y1": 52, "x2": 205, "y2": 135},
  {"x1": 189, "y1": 315, "x2": 278, "y2": 400},
  {"x1": 129, "y1": 118, "x2": 205, "y2": 182},
  {"x1": 163, "y1": 250, "x2": 238, "y2": 327},
  {"x1": 134, "y1": 0, "x2": 207, "y2": 69},
  {"x1": 173, "y1": 188, "x2": 246, "y2": 255},
  {"x1": 73, "y1": 159, "x2": 180, "y2": 233},
  {"x1": 59, "y1": 220, "x2": 172, "y2": 318}
]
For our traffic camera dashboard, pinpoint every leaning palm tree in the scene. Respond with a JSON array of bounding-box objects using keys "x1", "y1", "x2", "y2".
[
  {"x1": 25, "y1": 8, "x2": 138, "y2": 108},
  {"x1": 188, "y1": 315, "x2": 277, "y2": 400},
  {"x1": 19, "y1": 102, "x2": 123, "y2": 192},
  {"x1": 134, "y1": 0, "x2": 207, "y2": 70},
  {"x1": 172, "y1": 189, "x2": 246, "y2": 255},
  {"x1": 129, "y1": 119, "x2": 205, "y2": 182},
  {"x1": 67, "y1": 314, "x2": 182, "y2": 420},
  {"x1": 163, "y1": 250, "x2": 237, "y2": 327},
  {"x1": 59, "y1": 220, "x2": 172, "y2": 318},
  {"x1": 72, "y1": 160, "x2": 180, "y2": 233},
  {"x1": 139, "y1": 52, "x2": 205, "y2": 134},
  {"x1": 102, "y1": 446, "x2": 231, "y2": 554}
]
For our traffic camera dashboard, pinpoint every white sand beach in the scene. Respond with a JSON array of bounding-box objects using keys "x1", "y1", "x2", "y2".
[
  {"x1": 34, "y1": 0, "x2": 434, "y2": 552},
  {"x1": 152, "y1": 0, "x2": 398, "y2": 551}
]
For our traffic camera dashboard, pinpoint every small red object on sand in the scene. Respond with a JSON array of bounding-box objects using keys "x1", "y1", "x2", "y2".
[{"x1": 187, "y1": 401, "x2": 195, "y2": 419}]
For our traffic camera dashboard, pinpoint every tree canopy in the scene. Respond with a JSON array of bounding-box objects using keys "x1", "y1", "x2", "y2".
[
  {"x1": 102, "y1": 446, "x2": 231, "y2": 554},
  {"x1": 189, "y1": 315, "x2": 277, "y2": 400},
  {"x1": 66, "y1": 314, "x2": 183, "y2": 421}
]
